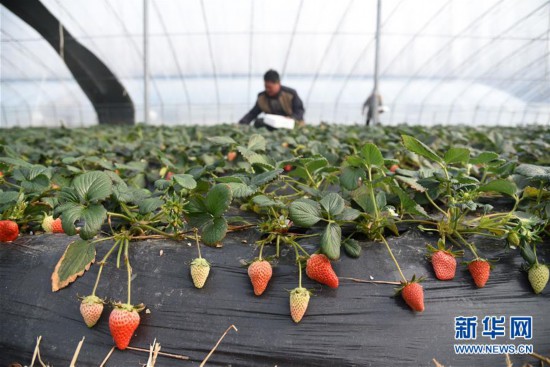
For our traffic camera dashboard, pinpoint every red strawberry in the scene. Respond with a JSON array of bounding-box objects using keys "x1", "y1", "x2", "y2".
[
  {"x1": 468, "y1": 259, "x2": 491, "y2": 288},
  {"x1": 165, "y1": 171, "x2": 174, "y2": 180},
  {"x1": 227, "y1": 151, "x2": 237, "y2": 162},
  {"x1": 283, "y1": 164, "x2": 293, "y2": 172},
  {"x1": 80, "y1": 295, "x2": 104, "y2": 328},
  {"x1": 306, "y1": 254, "x2": 339, "y2": 288},
  {"x1": 0, "y1": 220, "x2": 19, "y2": 242},
  {"x1": 430, "y1": 251, "x2": 457, "y2": 280},
  {"x1": 248, "y1": 260, "x2": 272, "y2": 296},
  {"x1": 290, "y1": 287, "x2": 311, "y2": 323},
  {"x1": 400, "y1": 279, "x2": 425, "y2": 312},
  {"x1": 109, "y1": 303, "x2": 142, "y2": 350},
  {"x1": 389, "y1": 164, "x2": 399, "y2": 173}
]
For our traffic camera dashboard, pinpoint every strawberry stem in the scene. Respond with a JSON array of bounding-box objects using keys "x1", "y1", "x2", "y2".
[
  {"x1": 425, "y1": 191, "x2": 448, "y2": 218},
  {"x1": 276, "y1": 235, "x2": 280, "y2": 258},
  {"x1": 292, "y1": 242, "x2": 303, "y2": 288},
  {"x1": 380, "y1": 235, "x2": 407, "y2": 282},
  {"x1": 194, "y1": 228, "x2": 202, "y2": 259},
  {"x1": 116, "y1": 238, "x2": 123, "y2": 269},
  {"x1": 259, "y1": 243, "x2": 264, "y2": 260},
  {"x1": 124, "y1": 238, "x2": 132, "y2": 305},
  {"x1": 92, "y1": 239, "x2": 120, "y2": 296},
  {"x1": 298, "y1": 260, "x2": 303, "y2": 288},
  {"x1": 454, "y1": 232, "x2": 479, "y2": 259}
]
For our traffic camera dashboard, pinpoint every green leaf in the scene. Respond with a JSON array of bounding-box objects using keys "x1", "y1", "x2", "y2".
[
  {"x1": 376, "y1": 191, "x2": 387, "y2": 209},
  {"x1": 247, "y1": 134, "x2": 267, "y2": 151},
  {"x1": 470, "y1": 151, "x2": 499, "y2": 165},
  {"x1": 226, "y1": 182, "x2": 257, "y2": 198},
  {"x1": 186, "y1": 212, "x2": 213, "y2": 228},
  {"x1": 172, "y1": 174, "x2": 197, "y2": 190},
  {"x1": 361, "y1": 143, "x2": 384, "y2": 167},
  {"x1": 391, "y1": 185, "x2": 429, "y2": 218},
  {"x1": 59, "y1": 203, "x2": 85, "y2": 236},
  {"x1": 351, "y1": 185, "x2": 374, "y2": 213},
  {"x1": 0, "y1": 190, "x2": 19, "y2": 204},
  {"x1": 51, "y1": 239, "x2": 96, "y2": 291},
  {"x1": 343, "y1": 238, "x2": 361, "y2": 258},
  {"x1": 205, "y1": 184, "x2": 233, "y2": 217},
  {"x1": 0, "y1": 156, "x2": 32, "y2": 168},
  {"x1": 112, "y1": 182, "x2": 134, "y2": 203},
  {"x1": 73, "y1": 171, "x2": 113, "y2": 202},
  {"x1": 340, "y1": 166, "x2": 365, "y2": 191},
  {"x1": 320, "y1": 192, "x2": 345, "y2": 216},
  {"x1": 304, "y1": 156, "x2": 329, "y2": 172},
  {"x1": 395, "y1": 175, "x2": 427, "y2": 192},
  {"x1": 201, "y1": 217, "x2": 228, "y2": 246},
  {"x1": 515, "y1": 164, "x2": 550, "y2": 181},
  {"x1": 80, "y1": 204, "x2": 107, "y2": 239},
  {"x1": 186, "y1": 196, "x2": 208, "y2": 214},
  {"x1": 207, "y1": 136, "x2": 237, "y2": 145},
  {"x1": 401, "y1": 135, "x2": 443, "y2": 164},
  {"x1": 138, "y1": 197, "x2": 164, "y2": 214},
  {"x1": 289, "y1": 199, "x2": 322, "y2": 227},
  {"x1": 21, "y1": 175, "x2": 50, "y2": 193},
  {"x1": 252, "y1": 195, "x2": 285, "y2": 208},
  {"x1": 251, "y1": 169, "x2": 283, "y2": 186},
  {"x1": 479, "y1": 179, "x2": 517, "y2": 197},
  {"x1": 444, "y1": 147, "x2": 470, "y2": 164},
  {"x1": 335, "y1": 207, "x2": 361, "y2": 221},
  {"x1": 27, "y1": 165, "x2": 51, "y2": 180},
  {"x1": 321, "y1": 222, "x2": 341, "y2": 260}
]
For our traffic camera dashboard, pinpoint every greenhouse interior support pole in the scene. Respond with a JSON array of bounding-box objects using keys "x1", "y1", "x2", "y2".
[
  {"x1": 143, "y1": 0, "x2": 150, "y2": 125},
  {"x1": 371, "y1": 0, "x2": 382, "y2": 125}
]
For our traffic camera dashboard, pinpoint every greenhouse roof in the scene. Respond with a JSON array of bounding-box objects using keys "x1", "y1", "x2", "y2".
[{"x1": 1, "y1": 0, "x2": 549, "y2": 127}]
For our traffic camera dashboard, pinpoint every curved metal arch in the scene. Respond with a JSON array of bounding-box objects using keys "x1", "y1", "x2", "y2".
[
  {"x1": 416, "y1": 4, "x2": 548, "y2": 122},
  {"x1": 200, "y1": 0, "x2": 220, "y2": 121},
  {"x1": 331, "y1": 0, "x2": 405, "y2": 120},
  {"x1": 152, "y1": 0, "x2": 191, "y2": 122},
  {"x1": 305, "y1": 0, "x2": 355, "y2": 106},
  {"x1": 391, "y1": 0, "x2": 507, "y2": 106},
  {"x1": 281, "y1": 0, "x2": 304, "y2": 79}
]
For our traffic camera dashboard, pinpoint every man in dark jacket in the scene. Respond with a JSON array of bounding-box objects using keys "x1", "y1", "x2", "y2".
[{"x1": 239, "y1": 69, "x2": 305, "y2": 128}]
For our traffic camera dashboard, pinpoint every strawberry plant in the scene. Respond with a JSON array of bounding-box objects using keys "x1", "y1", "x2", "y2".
[{"x1": 0, "y1": 122, "x2": 548, "y2": 333}]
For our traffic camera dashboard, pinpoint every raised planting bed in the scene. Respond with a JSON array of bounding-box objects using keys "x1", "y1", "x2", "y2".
[{"x1": 1, "y1": 229, "x2": 549, "y2": 366}]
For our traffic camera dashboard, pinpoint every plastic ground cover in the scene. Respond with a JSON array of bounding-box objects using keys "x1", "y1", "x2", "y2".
[{"x1": 0, "y1": 228, "x2": 548, "y2": 366}]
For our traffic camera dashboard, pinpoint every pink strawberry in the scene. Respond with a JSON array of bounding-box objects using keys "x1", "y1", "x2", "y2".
[
  {"x1": 248, "y1": 260, "x2": 272, "y2": 296},
  {"x1": 80, "y1": 295, "x2": 104, "y2": 327}
]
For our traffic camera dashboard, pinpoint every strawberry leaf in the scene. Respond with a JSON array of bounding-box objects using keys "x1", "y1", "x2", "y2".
[
  {"x1": 206, "y1": 184, "x2": 233, "y2": 217},
  {"x1": 340, "y1": 166, "x2": 365, "y2": 191},
  {"x1": 479, "y1": 179, "x2": 517, "y2": 197},
  {"x1": 73, "y1": 171, "x2": 113, "y2": 202},
  {"x1": 361, "y1": 143, "x2": 384, "y2": 167},
  {"x1": 172, "y1": 174, "x2": 197, "y2": 190},
  {"x1": 401, "y1": 135, "x2": 444, "y2": 164},
  {"x1": 51, "y1": 239, "x2": 95, "y2": 292},
  {"x1": 320, "y1": 192, "x2": 345, "y2": 216},
  {"x1": 289, "y1": 199, "x2": 322, "y2": 227},
  {"x1": 321, "y1": 222, "x2": 341, "y2": 260},
  {"x1": 444, "y1": 147, "x2": 470, "y2": 164},
  {"x1": 343, "y1": 238, "x2": 361, "y2": 258},
  {"x1": 201, "y1": 217, "x2": 228, "y2": 246}
]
